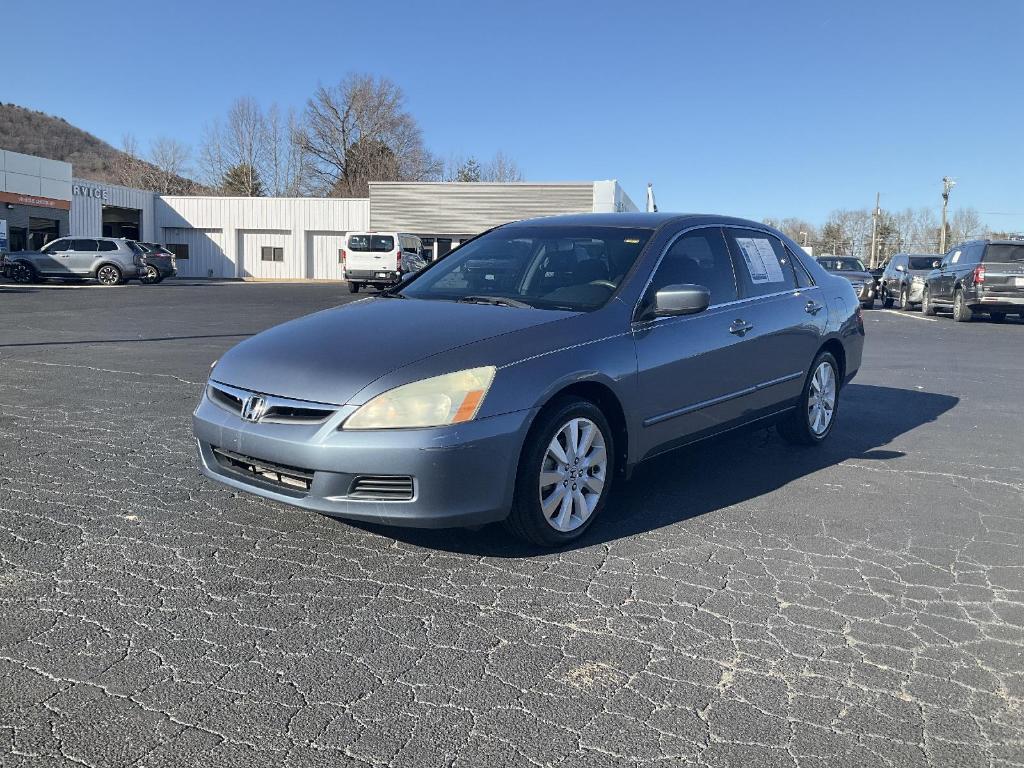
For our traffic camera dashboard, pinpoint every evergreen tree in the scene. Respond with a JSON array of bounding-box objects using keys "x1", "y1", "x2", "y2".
[{"x1": 221, "y1": 163, "x2": 265, "y2": 196}]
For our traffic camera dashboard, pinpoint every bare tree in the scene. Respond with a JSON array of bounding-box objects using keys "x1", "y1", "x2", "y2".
[
  {"x1": 149, "y1": 137, "x2": 191, "y2": 194},
  {"x1": 299, "y1": 73, "x2": 442, "y2": 197},
  {"x1": 198, "y1": 97, "x2": 269, "y2": 195},
  {"x1": 264, "y1": 104, "x2": 310, "y2": 196},
  {"x1": 481, "y1": 150, "x2": 524, "y2": 182},
  {"x1": 949, "y1": 207, "x2": 984, "y2": 246},
  {"x1": 114, "y1": 134, "x2": 151, "y2": 189}
]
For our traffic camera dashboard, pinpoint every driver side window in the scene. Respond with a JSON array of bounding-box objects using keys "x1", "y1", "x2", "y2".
[{"x1": 648, "y1": 228, "x2": 737, "y2": 306}]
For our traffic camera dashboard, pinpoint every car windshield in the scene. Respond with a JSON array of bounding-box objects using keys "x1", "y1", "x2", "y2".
[
  {"x1": 984, "y1": 244, "x2": 1024, "y2": 263},
  {"x1": 398, "y1": 225, "x2": 654, "y2": 311},
  {"x1": 818, "y1": 257, "x2": 865, "y2": 272},
  {"x1": 909, "y1": 256, "x2": 940, "y2": 270}
]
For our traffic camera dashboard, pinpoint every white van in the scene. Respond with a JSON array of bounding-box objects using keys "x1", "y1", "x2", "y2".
[{"x1": 341, "y1": 232, "x2": 428, "y2": 293}]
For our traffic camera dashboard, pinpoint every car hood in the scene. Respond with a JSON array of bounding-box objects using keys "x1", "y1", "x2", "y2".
[
  {"x1": 212, "y1": 297, "x2": 575, "y2": 405},
  {"x1": 828, "y1": 270, "x2": 873, "y2": 282}
]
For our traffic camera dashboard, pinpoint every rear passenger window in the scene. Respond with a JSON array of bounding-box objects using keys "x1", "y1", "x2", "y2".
[
  {"x1": 96, "y1": 240, "x2": 117, "y2": 252},
  {"x1": 725, "y1": 228, "x2": 798, "y2": 297},
  {"x1": 648, "y1": 228, "x2": 737, "y2": 306}
]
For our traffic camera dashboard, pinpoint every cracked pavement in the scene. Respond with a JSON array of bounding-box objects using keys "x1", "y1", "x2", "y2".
[{"x1": 0, "y1": 282, "x2": 1022, "y2": 767}]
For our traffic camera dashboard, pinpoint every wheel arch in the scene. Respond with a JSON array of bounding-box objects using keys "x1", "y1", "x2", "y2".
[
  {"x1": 529, "y1": 379, "x2": 630, "y2": 477},
  {"x1": 817, "y1": 338, "x2": 847, "y2": 385}
]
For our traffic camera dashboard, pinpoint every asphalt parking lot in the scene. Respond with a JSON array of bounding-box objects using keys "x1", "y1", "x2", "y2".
[{"x1": 1, "y1": 280, "x2": 1022, "y2": 768}]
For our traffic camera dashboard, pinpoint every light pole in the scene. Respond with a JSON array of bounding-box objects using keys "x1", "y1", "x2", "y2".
[
  {"x1": 940, "y1": 176, "x2": 956, "y2": 253},
  {"x1": 799, "y1": 231, "x2": 809, "y2": 248},
  {"x1": 870, "y1": 192, "x2": 880, "y2": 269}
]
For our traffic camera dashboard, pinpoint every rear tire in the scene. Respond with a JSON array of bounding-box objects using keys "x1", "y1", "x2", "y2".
[
  {"x1": 778, "y1": 351, "x2": 840, "y2": 446},
  {"x1": 504, "y1": 397, "x2": 614, "y2": 547},
  {"x1": 990, "y1": 312, "x2": 1006, "y2": 323},
  {"x1": 952, "y1": 289, "x2": 973, "y2": 322},
  {"x1": 348, "y1": 282, "x2": 360, "y2": 293},
  {"x1": 140, "y1": 265, "x2": 160, "y2": 285}
]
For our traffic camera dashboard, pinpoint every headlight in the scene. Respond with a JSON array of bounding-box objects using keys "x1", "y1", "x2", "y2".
[{"x1": 343, "y1": 366, "x2": 496, "y2": 430}]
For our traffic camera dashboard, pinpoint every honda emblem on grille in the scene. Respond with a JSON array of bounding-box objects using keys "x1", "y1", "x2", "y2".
[{"x1": 240, "y1": 395, "x2": 268, "y2": 422}]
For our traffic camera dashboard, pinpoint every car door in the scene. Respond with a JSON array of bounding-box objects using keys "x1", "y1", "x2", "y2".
[
  {"x1": 935, "y1": 246, "x2": 968, "y2": 301},
  {"x1": 722, "y1": 227, "x2": 829, "y2": 413},
  {"x1": 631, "y1": 226, "x2": 760, "y2": 459},
  {"x1": 67, "y1": 238, "x2": 100, "y2": 275},
  {"x1": 35, "y1": 238, "x2": 73, "y2": 275}
]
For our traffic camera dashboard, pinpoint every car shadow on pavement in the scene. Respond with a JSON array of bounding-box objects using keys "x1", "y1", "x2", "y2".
[{"x1": 355, "y1": 384, "x2": 959, "y2": 557}]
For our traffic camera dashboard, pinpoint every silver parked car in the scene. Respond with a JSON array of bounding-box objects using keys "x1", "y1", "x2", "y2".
[
  {"x1": 4, "y1": 237, "x2": 148, "y2": 286},
  {"x1": 193, "y1": 213, "x2": 864, "y2": 546}
]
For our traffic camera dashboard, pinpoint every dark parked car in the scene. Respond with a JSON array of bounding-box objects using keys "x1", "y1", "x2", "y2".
[
  {"x1": 922, "y1": 239, "x2": 1024, "y2": 322},
  {"x1": 815, "y1": 256, "x2": 877, "y2": 309},
  {"x1": 878, "y1": 253, "x2": 942, "y2": 310},
  {"x1": 137, "y1": 242, "x2": 178, "y2": 284},
  {"x1": 193, "y1": 213, "x2": 864, "y2": 546}
]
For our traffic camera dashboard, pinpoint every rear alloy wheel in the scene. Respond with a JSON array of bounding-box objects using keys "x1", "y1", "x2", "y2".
[
  {"x1": 778, "y1": 351, "x2": 839, "y2": 446},
  {"x1": 9, "y1": 262, "x2": 36, "y2": 284},
  {"x1": 505, "y1": 398, "x2": 614, "y2": 547},
  {"x1": 952, "y1": 289, "x2": 973, "y2": 322},
  {"x1": 96, "y1": 264, "x2": 123, "y2": 286},
  {"x1": 140, "y1": 265, "x2": 160, "y2": 285},
  {"x1": 921, "y1": 288, "x2": 936, "y2": 316},
  {"x1": 990, "y1": 312, "x2": 1006, "y2": 323}
]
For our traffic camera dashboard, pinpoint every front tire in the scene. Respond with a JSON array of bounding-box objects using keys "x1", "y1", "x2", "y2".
[
  {"x1": 348, "y1": 281, "x2": 360, "y2": 293},
  {"x1": 778, "y1": 352, "x2": 840, "y2": 446},
  {"x1": 8, "y1": 262, "x2": 37, "y2": 284},
  {"x1": 921, "y1": 288, "x2": 936, "y2": 316},
  {"x1": 505, "y1": 398, "x2": 614, "y2": 547},
  {"x1": 952, "y1": 289, "x2": 973, "y2": 322},
  {"x1": 898, "y1": 285, "x2": 912, "y2": 311},
  {"x1": 96, "y1": 264, "x2": 123, "y2": 286}
]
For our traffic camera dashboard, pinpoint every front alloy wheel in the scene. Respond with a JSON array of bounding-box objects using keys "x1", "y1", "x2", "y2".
[
  {"x1": 899, "y1": 285, "x2": 911, "y2": 310},
  {"x1": 921, "y1": 288, "x2": 936, "y2": 316},
  {"x1": 506, "y1": 398, "x2": 614, "y2": 547},
  {"x1": 539, "y1": 417, "x2": 608, "y2": 533}
]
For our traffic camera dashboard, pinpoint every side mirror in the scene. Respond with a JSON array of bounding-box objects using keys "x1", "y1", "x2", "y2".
[
  {"x1": 895, "y1": 264, "x2": 906, "y2": 272},
  {"x1": 932, "y1": 260, "x2": 941, "y2": 269},
  {"x1": 651, "y1": 284, "x2": 710, "y2": 318}
]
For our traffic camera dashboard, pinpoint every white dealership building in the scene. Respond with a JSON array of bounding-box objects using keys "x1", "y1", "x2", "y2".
[{"x1": 3, "y1": 149, "x2": 639, "y2": 280}]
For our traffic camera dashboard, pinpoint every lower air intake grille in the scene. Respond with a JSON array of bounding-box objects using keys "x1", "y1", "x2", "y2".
[
  {"x1": 349, "y1": 475, "x2": 415, "y2": 501},
  {"x1": 212, "y1": 447, "x2": 314, "y2": 493}
]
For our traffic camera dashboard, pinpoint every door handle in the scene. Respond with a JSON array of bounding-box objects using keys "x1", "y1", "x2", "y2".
[
  {"x1": 804, "y1": 300, "x2": 824, "y2": 315},
  {"x1": 728, "y1": 319, "x2": 754, "y2": 336}
]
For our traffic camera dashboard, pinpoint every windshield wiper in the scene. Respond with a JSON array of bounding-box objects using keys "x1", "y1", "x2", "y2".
[{"x1": 457, "y1": 295, "x2": 533, "y2": 309}]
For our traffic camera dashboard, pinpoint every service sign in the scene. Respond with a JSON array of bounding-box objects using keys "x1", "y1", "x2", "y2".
[{"x1": 72, "y1": 183, "x2": 110, "y2": 201}]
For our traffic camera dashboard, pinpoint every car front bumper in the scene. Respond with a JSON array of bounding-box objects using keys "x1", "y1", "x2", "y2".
[{"x1": 192, "y1": 391, "x2": 535, "y2": 528}]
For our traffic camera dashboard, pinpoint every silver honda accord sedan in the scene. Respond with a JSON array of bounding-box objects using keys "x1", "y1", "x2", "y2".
[{"x1": 193, "y1": 213, "x2": 864, "y2": 546}]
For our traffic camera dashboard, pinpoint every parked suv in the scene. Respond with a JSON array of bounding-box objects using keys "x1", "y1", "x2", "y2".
[
  {"x1": 922, "y1": 239, "x2": 1024, "y2": 322},
  {"x1": 4, "y1": 237, "x2": 148, "y2": 286},
  {"x1": 341, "y1": 232, "x2": 428, "y2": 293},
  {"x1": 138, "y1": 242, "x2": 178, "y2": 284},
  {"x1": 878, "y1": 253, "x2": 942, "y2": 310}
]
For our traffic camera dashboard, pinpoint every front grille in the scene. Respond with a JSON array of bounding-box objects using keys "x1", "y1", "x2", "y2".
[
  {"x1": 208, "y1": 382, "x2": 335, "y2": 424},
  {"x1": 349, "y1": 475, "x2": 415, "y2": 501},
  {"x1": 212, "y1": 447, "x2": 314, "y2": 493}
]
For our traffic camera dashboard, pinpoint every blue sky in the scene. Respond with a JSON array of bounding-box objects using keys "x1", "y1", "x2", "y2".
[{"x1": 5, "y1": 0, "x2": 1022, "y2": 229}]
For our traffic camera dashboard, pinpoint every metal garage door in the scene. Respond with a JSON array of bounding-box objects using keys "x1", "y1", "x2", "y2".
[
  {"x1": 239, "y1": 230, "x2": 296, "y2": 279},
  {"x1": 161, "y1": 228, "x2": 228, "y2": 278},
  {"x1": 307, "y1": 231, "x2": 348, "y2": 280}
]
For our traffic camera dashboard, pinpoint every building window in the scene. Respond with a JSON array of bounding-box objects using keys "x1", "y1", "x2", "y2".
[
  {"x1": 167, "y1": 244, "x2": 190, "y2": 260},
  {"x1": 261, "y1": 246, "x2": 284, "y2": 262}
]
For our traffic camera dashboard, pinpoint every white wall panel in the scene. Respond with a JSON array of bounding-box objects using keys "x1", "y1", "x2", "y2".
[
  {"x1": 161, "y1": 227, "x2": 228, "y2": 278},
  {"x1": 69, "y1": 179, "x2": 157, "y2": 240},
  {"x1": 239, "y1": 230, "x2": 295, "y2": 279},
  {"x1": 307, "y1": 232, "x2": 348, "y2": 280}
]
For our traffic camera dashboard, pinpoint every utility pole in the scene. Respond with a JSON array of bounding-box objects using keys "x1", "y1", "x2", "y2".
[
  {"x1": 940, "y1": 176, "x2": 956, "y2": 253},
  {"x1": 870, "y1": 192, "x2": 880, "y2": 268}
]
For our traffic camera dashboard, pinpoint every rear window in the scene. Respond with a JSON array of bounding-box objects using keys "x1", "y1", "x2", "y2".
[
  {"x1": 983, "y1": 244, "x2": 1024, "y2": 263},
  {"x1": 817, "y1": 257, "x2": 865, "y2": 272},
  {"x1": 909, "y1": 256, "x2": 940, "y2": 270},
  {"x1": 348, "y1": 235, "x2": 395, "y2": 252}
]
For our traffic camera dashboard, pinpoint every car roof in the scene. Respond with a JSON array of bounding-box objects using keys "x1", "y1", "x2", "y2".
[{"x1": 500, "y1": 212, "x2": 774, "y2": 231}]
